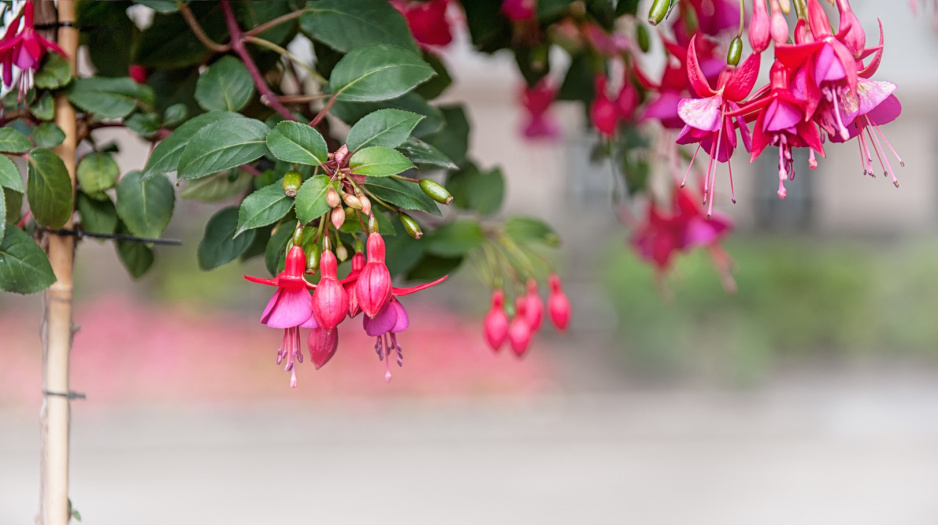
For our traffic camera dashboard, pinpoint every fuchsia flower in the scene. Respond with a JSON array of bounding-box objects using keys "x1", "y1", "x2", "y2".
[
  {"x1": 520, "y1": 78, "x2": 561, "y2": 140},
  {"x1": 307, "y1": 327, "x2": 339, "y2": 370},
  {"x1": 547, "y1": 274, "x2": 570, "y2": 332},
  {"x1": 311, "y1": 248, "x2": 349, "y2": 332},
  {"x1": 749, "y1": 0, "x2": 772, "y2": 53},
  {"x1": 483, "y1": 289, "x2": 510, "y2": 352},
  {"x1": 508, "y1": 298, "x2": 532, "y2": 357},
  {"x1": 355, "y1": 232, "x2": 393, "y2": 318},
  {"x1": 0, "y1": 1, "x2": 66, "y2": 87},
  {"x1": 591, "y1": 75, "x2": 619, "y2": 137},
  {"x1": 345, "y1": 251, "x2": 366, "y2": 317},
  {"x1": 391, "y1": 0, "x2": 454, "y2": 48},
  {"x1": 244, "y1": 245, "x2": 316, "y2": 387},
  {"x1": 502, "y1": 0, "x2": 536, "y2": 21},
  {"x1": 523, "y1": 279, "x2": 543, "y2": 331},
  {"x1": 677, "y1": 35, "x2": 760, "y2": 214}
]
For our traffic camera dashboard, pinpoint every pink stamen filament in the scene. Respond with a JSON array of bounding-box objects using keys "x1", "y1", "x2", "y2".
[
  {"x1": 682, "y1": 144, "x2": 702, "y2": 188},
  {"x1": 727, "y1": 157, "x2": 736, "y2": 204},
  {"x1": 777, "y1": 135, "x2": 787, "y2": 199},
  {"x1": 867, "y1": 124, "x2": 899, "y2": 187},
  {"x1": 870, "y1": 121, "x2": 905, "y2": 167},
  {"x1": 830, "y1": 89, "x2": 850, "y2": 141}
]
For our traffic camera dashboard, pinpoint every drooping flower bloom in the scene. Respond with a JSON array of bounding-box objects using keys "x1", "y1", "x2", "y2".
[
  {"x1": 244, "y1": 245, "x2": 316, "y2": 387},
  {"x1": 0, "y1": 1, "x2": 67, "y2": 88},
  {"x1": 391, "y1": 0, "x2": 454, "y2": 48},
  {"x1": 749, "y1": 0, "x2": 772, "y2": 53},
  {"x1": 769, "y1": 0, "x2": 790, "y2": 46},
  {"x1": 483, "y1": 289, "x2": 510, "y2": 352},
  {"x1": 308, "y1": 326, "x2": 339, "y2": 370},
  {"x1": 355, "y1": 232, "x2": 393, "y2": 318},
  {"x1": 508, "y1": 299, "x2": 533, "y2": 357},
  {"x1": 523, "y1": 279, "x2": 543, "y2": 331},
  {"x1": 311, "y1": 248, "x2": 349, "y2": 332},
  {"x1": 591, "y1": 75, "x2": 619, "y2": 137},
  {"x1": 345, "y1": 251, "x2": 366, "y2": 317},
  {"x1": 547, "y1": 274, "x2": 571, "y2": 332},
  {"x1": 520, "y1": 78, "x2": 561, "y2": 140}
]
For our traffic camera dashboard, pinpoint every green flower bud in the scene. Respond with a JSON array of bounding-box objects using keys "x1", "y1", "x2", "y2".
[
  {"x1": 292, "y1": 224, "x2": 304, "y2": 247},
  {"x1": 399, "y1": 213, "x2": 423, "y2": 240},
  {"x1": 419, "y1": 179, "x2": 453, "y2": 205},
  {"x1": 637, "y1": 24, "x2": 651, "y2": 53},
  {"x1": 727, "y1": 37, "x2": 743, "y2": 67},
  {"x1": 307, "y1": 243, "x2": 321, "y2": 272},
  {"x1": 335, "y1": 243, "x2": 348, "y2": 262},
  {"x1": 648, "y1": 0, "x2": 676, "y2": 25},
  {"x1": 367, "y1": 213, "x2": 379, "y2": 234},
  {"x1": 282, "y1": 170, "x2": 302, "y2": 197}
]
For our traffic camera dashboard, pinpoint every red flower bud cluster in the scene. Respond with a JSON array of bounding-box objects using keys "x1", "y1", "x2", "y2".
[{"x1": 483, "y1": 275, "x2": 570, "y2": 357}]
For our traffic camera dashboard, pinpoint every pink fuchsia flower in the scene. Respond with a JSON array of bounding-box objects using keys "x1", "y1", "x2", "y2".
[
  {"x1": 129, "y1": 65, "x2": 149, "y2": 84},
  {"x1": 345, "y1": 251, "x2": 366, "y2": 317},
  {"x1": 0, "y1": 1, "x2": 66, "y2": 87},
  {"x1": 677, "y1": 36, "x2": 760, "y2": 215},
  {"x1": 502, "y1": 0, "x2": 536, "y2": 21},
  {"x1": 355, "y1": 232, "x2": 393, "y2": 318},
  {"x1": 244, "y1": 245, "x2": 317, "y2": 387},
  {"x1": 749, "y1": 0, "x2": 772, "y2": 53},
  {"x1": 616, "y1": 74, "x2": 639, "y2": 121},
  {"x1": 523, "y1": 279, "x2": 543, "y2": 331},
  {"x1": 769, "y1": 0, "x2": 790, "y2": 46},
  {"x1": 637, "y1": 37, "x2": 722, "y2": 130},
  {"x1": 391, "y1": 0, "x2": 454, "y2": 48},
  {"x1": 519, "y1": 78, "x2": 561, "y2": 140},
  {"x1": 483, "y1": 289, "x2": 510, "y2": 352},
  {"x1": 308, "y1": 326, "x2": 339, "y2": 370},
  {"x1": 591, "y1": 75, "x2": 619, "y2": 137},
  {"x1": 547, "y1": 274, "x2": 571, "y2": 332},
  {"x1": 673, "y1": 0, "x2": 742, "y2": 41},
  {"x1": 508, "y1": 298, "x2": 533, "y2": 357},
  {"x1": 311, "y1": 248, "x2": 349, "y2": 332},
  {"x1": 362, "y1": 275, "x2": 447, "y2": 381}
]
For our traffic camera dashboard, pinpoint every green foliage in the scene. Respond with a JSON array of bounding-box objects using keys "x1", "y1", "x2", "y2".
[
  {"x1": 265, "y1": 220, "x2": 296, "y2": 275},
  {"x1": 26, "y1": 148, "x2": 73, "y2": 229},
  {"x1": 363, "y1": 176, "x2": 441, "y2": 216},
  {"x1": 346, "y1": 109, "x2": 423, "y2": 151},
  {"x1": 198, "y1": 207, "x2": 257, "y2": 270},
  {"x1": 236, "y1": 180, "x2": 293, "y2": 236},
  {"x1": 31, "y1": 123, "x2": 66, "y2": 148},
  {"x1": 77, "y1": 153, "x2": 119, "y2": 197},
  {"x1": 116, "y1": 222, "x2": 155, "y2": 278},
  {"x1": 76, "y1": 193, "x2": 118, "y2": 236},
  {"x1": 447, "y1": 163, "x2": 504, "y2": 217},
  {"x1": 300, "y1": 0, "x2": 418, "y2": 54},
  {"x1": 195, "y1": 56, "x2": 256, "y2": 112},
  {"x1": 115, "y1": 171, "x2": 175, "y2": 239},
  {"x1": 180, "y1": 169, "x2": 253, "y2": 202},
  {"x1": 294, "y1": 175, "x2": 333, "y2": 224},
  {"x1": 265, "y1": 121, "x2": 328, "y2": 166},
  {"x1": 142, "y1": 111, "x2": 243, "y2": 179},
  {"x1": 423, "y1": 219, "x2": 485, "y2": 257},
  {"x1": 349, "y1": 146, "x2": 414, "y2": 177},
  {"x1": 0, "y1": 227, "x2": 56, "y2": 294},
  {"x1": 66, "y1": 77, "x2": 154, "y2": 119},
  {"x1": 329, "y1": 44, "x2": 435, "y2": 102},
  {"x1": 0, "y1": 155, "x2": 24, "y2": 193},
  {"x1": 177, "y1": 118, "x2": 270, "y2": 180},
  {"x1": 0, "y1": 128, "x2": 32, "y2": 154},
  {"x1": 397, "y1": 138, "x2": 456, "y2": 170},
  {"x1": 504, "y1": 216, "x2": 560, "y2": 246},
  {"x1": 34, "y1": 54, "x2": 73, "y2": 90}
]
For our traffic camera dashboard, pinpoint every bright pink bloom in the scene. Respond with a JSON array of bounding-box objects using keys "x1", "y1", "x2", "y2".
[
  {"x1": 0, "y1": 1, "x2": 66, "y2": 87},
  {"x1": 523, "y1": 279, "x2": 543, "y2": 331},
  {"x1": 502, "y1": 0, "x2": 536, "y2": 21},
  {"x1": 311, "y1": 249, "x2": 349, "y2": 332},
  {"x1": 129, "y1": 65, "x2": 148, "y2": 84},
  {"x1": 345, "y1": 251, "x2": 366, "y2": 317},
  {"x1": 356, "y1": 232, "x2": 393, "y2": 318},
  {"x1": 483, "y1": 289, "x2": 510, "y2": 352},
  {"x1": 508, "y1": 299, "x2": 533, "y2": 357},
  {"x1": 616, "y1": 76, "x2": 639, "y2": 121},
  {"x1": 308, "y1": 326, "x2": 339, "y2": 370},
  {"x1": 547, "y1": 274, "x2": 571, "y2": 332},
  {"x1": 769, "y1": 0, "x2": 790, "y2": 46},
  {"x1": 391, "y1": 0, "x2": 454, "y2": 48},
  {"x1": 520, "y1": 79, "x2": 561, "y2": 140},
  {"x1": 591, "y1": 75, "x2": 618, "y2": 137},
  {"x1": 749, "y1": 0, "x2": 771, "y2": 53}
]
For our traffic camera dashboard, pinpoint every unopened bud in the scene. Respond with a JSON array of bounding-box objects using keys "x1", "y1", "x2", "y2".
[
  {"x1": 419, "y1": 179, "x2": 453, "y2": 205},
  {"x1": 727, "y1": 37, "x2": 742, "y2": 67},
  {"x1": 399, "y1": 213, "x2": 423, "y2": 240},
  {"x1": 283, "y1": 170, "x2": 302, "y2": 197},
  {"x1": 307, "y1": 243, "x2": 321, "y2": 272},
  {"x1": 343, "y1": 193, "x2": 363, "y2": 209},
  {"x1": 334, "y1": 144, "x2": 349, "y2": 166},
  {"x1": 355, "y1": 239, "x2": 364, "y2": 253},
  {"x1": 335, "y1": 243, "x2": 348, "y2": 262},
  {"x1": 292, "y1": 225, "x2": 304, "y2": 247},
  {"x1": 359, "y1": 195, "x2": 372, "y2": 215},
  {"x1": 647, "y1": 0, "x2": 673, "y2": 25},
  {"x1": 331, "y1": 207, "x2": 346, "y2": 230},
  {"x1": 367, "y1": 213, "x2": 379, "y2": 234},
  {"x1": 326, "y1": 187, "x2": 341, "y2": 208},
  {"x1": 636, "y1": 24, "x2": 651, "y2": 53}
]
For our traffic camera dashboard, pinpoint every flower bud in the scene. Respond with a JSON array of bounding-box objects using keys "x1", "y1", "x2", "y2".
[
  {"x1": 400, "y1": 213, "x2": 423, "y2": 240},
  {"x1": 835, "y1": 0, "x2": 865, "y2": 58},
  {"x1": 335, "y1": 243, "x2": 348, "y2": 262},
  {"x1": 343, "y1": 192, "x2": 363, "y2": 209},
  {"x1": 326, "y1": 187, "x2": 341, "y2": 208},
  {"x1": 282, "y1": 170, "x2": 302, "y2": 197},
  {"x1": 334, "y1": 144, "x2": 350, "y2": 166},
  {"x1": 636, "y1": 24, "x2": 651, "y2": 53},
  {"x1": 591, "y1": 76, "x2": 618, "y2": 137},
  {"x1": 483, "y1": 289, "x2": 509, "y2": 352},
  {"x1": 359, "y1": 195, "x2": 372, "y2": 215},
  {"x1": 508, "y1": 299, "x2": 533, "y2": 357},
  {"x1": 523, "y1": 279, "x2": 543, "y2": 331},
  {"x1": 307, "y1": 326, "x2": 339, "y2": 370},
  {"x1": 356, "y1": 232, "x2": 393, "y2": 318},
  {"x1": 547, "y1": 274, "x2": 571, "y2": 332},
  {"x1": 748, "y1": 0, "x2": 771, "y2": 53},
  {"x1": 311, "y1": 249, "x2": 349, "y2": 332},
  {"x1": 345, "y1": 252, "x2": 367, "y2": 318},
  {"x1": 129, "y1": 65, "x2": 149, "y2": 84},
  {"x1": 647, "y1": 0, "x2": 673, "y2": 25},
  {"x1": 306, "y1": 243, "x2": 321, "y2": 273},
  {"x1": 726, "y1": 37, "x2": 742, "y2": 67},
  {"x1": 331, "y1": 207, "x2": 346, "y2": 230},
  {"x1": 419, "y1": 179, "x2": 453, "y2": 205},
  {"x1": 770, "y1": 0, "x2": 789, "y2": 45}
]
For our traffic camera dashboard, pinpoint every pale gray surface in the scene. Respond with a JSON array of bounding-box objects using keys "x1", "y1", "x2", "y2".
[{"x1": 3, "y1": 378, "x2": 938, "y2": 525}]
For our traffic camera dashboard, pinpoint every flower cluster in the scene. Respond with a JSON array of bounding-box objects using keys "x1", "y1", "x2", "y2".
[
  {"x1": 244, "y1": 230, "x2": 445, "y2": 387},
  {"x1": 483, "y1": 275, "x2": 570, "y2": 357},
  {"x1": 0, "y1": 1, "x2": 66, "y2": 89}
]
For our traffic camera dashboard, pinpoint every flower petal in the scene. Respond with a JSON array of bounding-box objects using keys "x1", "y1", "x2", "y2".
[
  {"x1": 363, "y1": 303, "x2": 397, "y2": 336},
  {"x1": 390, "y1": 301, "x2": 410, "y2": 333},
  {"x1": 265, "y1": 288, "x2": 314, "y2": 329},
  {"x1": 678, "y1": 95, "x2": 723, "y2": 131}
]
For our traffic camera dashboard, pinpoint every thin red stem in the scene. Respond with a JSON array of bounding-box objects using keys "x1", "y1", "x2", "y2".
[{"x1": 310, "y1": 94, "x2": 338, "y2": 128}]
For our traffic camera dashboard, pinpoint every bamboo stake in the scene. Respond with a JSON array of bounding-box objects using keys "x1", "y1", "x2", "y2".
[{"x1": 38, "y1": 1, "x2": 78, "y2": 524}]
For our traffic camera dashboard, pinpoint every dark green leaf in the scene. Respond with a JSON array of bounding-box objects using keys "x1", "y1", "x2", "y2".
[
  {"x1": 505, "y1": 216, "x2": 560, "y2": 246},
  {"x1": 294, "y1": 174, "x2": 332, "y2": 224},
  {"x1": 349, "y1": 146, "x2": 414, "y2": 177},
  {"x1": 414, "y1": 53, "x2": 452, "y2": 100},
  {"x1": 424, "y1": 105, "x2": 469, "y2": 166},
  {"x1": 32, "y1": 123, "x2": 65, "y2": 148},
  {"x1": 116, "y1": 221, "x2": 154, "y2": 279},
  {"x1": 26, "y1": 148, "x2": 72, "y2": 229},
  {"x1": 265, "y1": 219, "x2": 296, "y2": 276},
  {"x1": 396, "y1": 138, "x2": 457, "y2": 170},
  {"x1": 180, "y1": 169, "x2": 253, "y2": 202},
  {"x1": 77, "y1": 193, "x2": 118, "y2": 236},
  {"x1": 125, "y1": 112, "x2": 162, "y2": 139},
  {"x1": 236, "y1": 180, "x2": 293, "y2": 236},
  {"x1": 134, "y1": 0, "x2": 178, "y2": 13},
  {"x1": 177, "y1": 118, "x2": 269, "y2": 180},
  {"x1": 300, "y1": 0, "x2": 418, "y2": 54},
  {"x1": 4, "y1": 188, "x2": 21, "y2": 223},
  {"x1": 134, "y1": 5, "x2": 226, "y2": 68},
  {"x1": 34, "y1": 53, "x2": 73, "y2": 89},
  {"x1": 195, "y1": 56, "x2": 256, "y2": 112},
  {"x1": 265, "y1": 121, "x2": 328, "y2": 166},
  {"x1": 67, "y1": 77, "x2": 155, "y2": 119},
  {"x1": 0, "y1": 128, "x2": 32, "y2": 154},
  {"x1": 329, "y1": 44, "x2": 435, "y2": 102},
  {"x1": 0, "y1": 154, "x2": 24, "y2": 192},
  {"x1": 347, "y1": 109, "x2": 423, "y2": 151},
  {"x1": 404, "y1": 253, "x2": 462, "y2": 282},
  {"x1": 0, "y1": 227, "x2": 56, "y2": 294},
  {"x1": 240, "y1": 223, "x2": 271, "y2": 262},
  {"x1": 77, "y1": 152, "x2": 119, "y2": 196},
  {"x1": 237, "y1": 1, "x2": 296, "y2": 45},
  {"x1": 198, "y1": 206, "x2": 257, "y2": 270},
  {"x1": 537, "y1": 0, "x2": 574, "y2": 20},
  {"x1": 142, "y1": 111, "x2": 243, "y2": 179},
  {"x1": 363, "y1": 176, "x2": 441, "y2": 216},
  {"x1": 32, "y1": 93, "x2": 55, "y2": 121},
  {"x1": 77, "y1": 1, "x2": 136, "y2": 77},
  {"x1": 447, "y1": 164, "x2": 504, "y2": 216},
  {"x1": 163, "y1": 103, "x2": 188, "y2": 127},
  {"x1": 615, "y1": 0, "x2": 641, "y2": 16},
  {"x1": 461, "y1": 0, "x2": 511, "y2": 53},
  {"x1": 115, "y1": 171, "x2": 175, "y2": 239},
  {"x1": 331, "y1": 92, "x2": 444, "y2": 138},
  {"x1": 423, "y1": 219, "x2": 485, "y2": 256}
]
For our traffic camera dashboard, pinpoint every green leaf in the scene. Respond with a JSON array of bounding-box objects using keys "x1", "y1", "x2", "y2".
[
  {"x1": 265, "y1": 220, "x2": 296, "y2": 276},
  {"x1": 329, "y1": 44, "x2": 435, "y2": 102},
  {"x1": 0, "y1": 227, "x2": 56, "y2": 294},
  {"x1": 163, "y1": 103, "x2": 188, "y2": 127},
  {"x1": 198, "y1": 206, "x2": 257, "y2": 271},
  {"x1": 34, "y1": 53, "x2": 73, "y2": 89},
  {"x1": 0, "y1": 186, "x2": 5, "y2": 244},
  {"x1": 447, "y1": 164, "x2": 504, "y2": 217},
  {"x1": 236, "y1": 180, "x2": 293, "y2": 236},
  {"x1": 115, "y1": 171, "x2": 175, "y2": 239},
  {"x1": 32, "y1": 93, "x2": 55, "y2": 121},
  {"x1": 331, "y1": 92, "x2": 444, "y2": 139},
  {"x1": 0, "y1": 154, "x2": 24, "y2": 192},
  {"x1": 424, "y1": 105, "x2": 470, "y2": 166},
  {"x1": 397, "y1": 138, "x2": 456, "y2": 170},
  {"x1": 347, "y1": 109, "x2": 423, "y2": 151},
  {"x1": 363, "y1": 176, "x2": 441, "y2": 216},
  {"x1": 265, "y1": 121, "x2": 328, "y2": 166},
  {"x1": 195, "y1": 56, "x2": 256, "y2": 112},
  {"x1": 180, "y1": 169, "x2": 253, "y2": 202},
  {"x1": 4, "y1": 188, "x2": 22, "y2": 223},
  {"x1": 142, "y1": 111, "x2": 243, "y2": 179},
  {"x1": 0, "y1": 128, "x2": 32, "y2": 154},
  {"x1": 423, "y1": 219, "x2": 485, "y2": 256},
  {"x1": 116, "y1": 221, "x2": 154, "y2": 279},
  {"x1": 349, "y1": 146, "x2": 414, "y2": 177},
  {"x1": 67, "y1": 77, "x2": 155, "y2": 119},
  {"x1": 76, "y1": 193, "x2": 118, "y2": 236},
  {"x1": 414, "y1": 53, "x2": 452, "y2": 100},
  {"x1": 32, "y1": 122, "x2": 65, "y2": 148},
  {"x1": 134, "y1": 4, "x2": 226, "y2": 68},
  {"x1": 177, "y1": 118, "x2": 269, "y2": 181},
  {"x1": 134, "y1": 0, "x2": 178, "y2": 13},
  {"x1": 294, "y1": 174, "x2": 332, "y2": 224},
  {"x1": 300, "y1": 0, "x2": 418, "y2": 54},
  {"x1": 77, "y1": 152, "x2": 119, "y2": 197},
  {"x1": 27, "y1": 148, "x2": 73, "y2": 229},
  {"x1": 125, "y1": 112, "x2": 162, "y2": 139},
  {"x1": 504, "y1": 216, "x2": 560, "y2": 246}
]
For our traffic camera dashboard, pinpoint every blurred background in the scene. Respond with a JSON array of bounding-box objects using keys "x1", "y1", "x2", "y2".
[{"x1": 3, "y1": 1, "x2": 938, "y2": 523}]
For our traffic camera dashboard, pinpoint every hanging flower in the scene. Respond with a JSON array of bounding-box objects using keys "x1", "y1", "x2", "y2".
[
  {"x1": 520, "y1": 78, "x2": 561, "y2": 140},
  {"x1": 547, "y1": 274, "x2": 571, "y2": 332},
  {"x1": 483, "y1": 289, "x2": 510, "y2": 352},
  {"x1": 0, "y1": 1, "x2": 66, "y2": 88},
  {"x1": 391, "y1": 0, "x2": 454, "y2": 48}
]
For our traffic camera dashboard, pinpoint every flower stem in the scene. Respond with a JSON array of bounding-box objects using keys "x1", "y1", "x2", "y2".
[
  {"x1": 243, "y1": 9, "x2": 307, "y2": 37},
  {"x1": 243, "y1": 34, "x2": 322, "y2": 81},
  {"x1": 310, "y1": 93, "x2": 338, "y2": 128},
  {"x1": 220, "y1": 1, "x2": 294, "y2": 121},
  {"x1": 178, "y1": 2, "x2": 229, "y2": 53}
]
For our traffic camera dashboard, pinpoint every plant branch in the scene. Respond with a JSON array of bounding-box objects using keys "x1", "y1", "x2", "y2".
[
  {"x1": 278, "y1": 93, "x2": 330, "y2": 103},
  {"x1": 310, "y1": 94, "x2": 338, "y2": 127},
  {"x1": 220, "y1": 1, "x2": 294, "y2": 121},
  {"x1": 243, "y1": 34, "x2": 322, "y2": 80},
  {"x1": 178, "y1": 1, "x2": 229, "y2": 53},
  {"x1": 243, "y1": 9, "x2": 307, "y2": 37}
]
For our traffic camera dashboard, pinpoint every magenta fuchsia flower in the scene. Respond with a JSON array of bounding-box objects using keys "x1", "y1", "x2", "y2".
[
  {"x1": 391, "y1": 0, "x2": 454, "y2": 48},
  {"x1": 520, "y1": 79, "x2": 561, "y2": 140},
  {"x1": 508, "y1": 298, "x2": 532, "y2": 357},
  {"x1": 677, "y1": 36, "x2": 760, "y2": 215},
  {"x1": 502, "y1": 0, "x2": 536, "y2": 21},
  {"x1": 345, "y1": 251, "x2": 366, "y2": 317},
  {"x1": 483, "y1": 289, "x2": 510, "y2": 352},
  {"x1": 355, "y1": 232, "x2": 393, "y2": 318},
  {"x1": 749, "y1": 0, "x2": 771, "y2": 53},
  {"x1": 0, "y1": 1, "x2": 66, "y2": 88},
  {"x1": 307, "y1": 326, "x2": 339, "y2": 370},
  {"x1": 769, "y1": 0, "x2": 790, "y2": 46},
  {"x1": 591, "y1": 75, "x2": 619, "y2": 137},
  {"x1": 547, "y1": 274, "x2": 570, "y2": 332},
  {"x1": 244, "y1": 245, "x2": 316, "y2": 387},
  {"x1": 311, "y1": 248, "x2": 349, "y2": 332},
  {"x1": 523, "y1": 279, "x2": 543, "y2": 331}
]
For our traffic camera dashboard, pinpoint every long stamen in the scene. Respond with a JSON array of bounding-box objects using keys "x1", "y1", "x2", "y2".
[
  {"x1": 831, "y1": 91, "x2": 850, "y2": 141},
  {"x1": 703, "y1": 128, "x2": 720, "y2": 205},
  {"x1": 726, "y1": 159, "x2": 736, "y2": 204},
  {"x1": 383, "y1": 334, "x2": 392, "y2": 382},
  {"x1": 777, "y1": 137, "x2": 787, "y2": 199},
  {"x1": 706, "y1": 120, "x2": 725, "y2": 218},
  {"x1": 871, "y1": 121, "x2": 905, "y2": 167},
  {"x1": 681, "y1": 144, "x2": 703, "y2": 188},
  {"x1": 867, "y1": 125, "x2": 899, "y2": 187}
]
